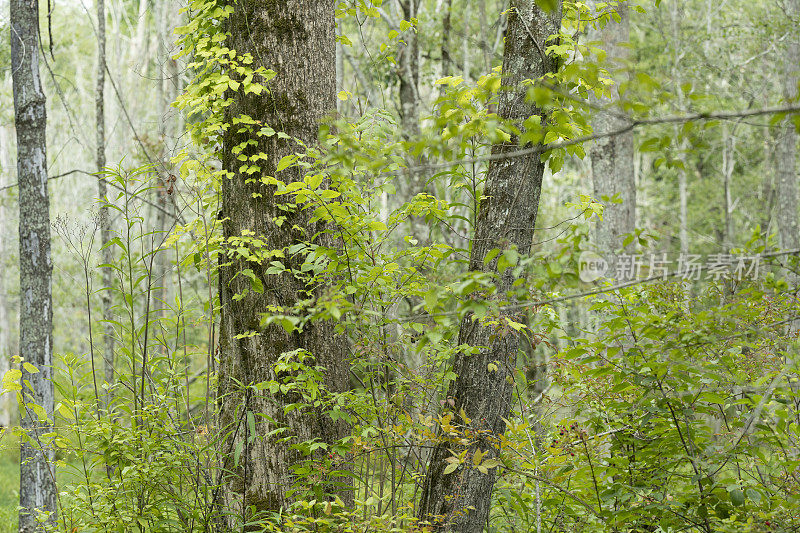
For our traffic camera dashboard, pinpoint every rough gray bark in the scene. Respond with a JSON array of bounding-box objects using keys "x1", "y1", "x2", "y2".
[
  {"x1": 417, "y1": 2, "x2": 562, "y2": 531},
  {"x1": 11, "y1": 0, "x2": 58, "y2": 527},
  {"x1": 96, "y1": 0, "x2": 115, "y2": 399},
  {"x1": 589, "y1": 2, "x2": 634, "y2": 276},
  {"x1": 777, "y1": 0, "x2": 799, "y2": 255},
  {"x1": 218, "y1": 0, "x2": 351, "y2": 521}
]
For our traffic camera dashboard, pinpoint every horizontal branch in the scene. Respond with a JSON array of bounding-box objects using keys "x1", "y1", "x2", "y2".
[
  {"x1": 408, "y1": 104, "x2": 800, "y2": 173},
  {"x1": 0, "y1": 169, "x2": 181, "y2": 222}
]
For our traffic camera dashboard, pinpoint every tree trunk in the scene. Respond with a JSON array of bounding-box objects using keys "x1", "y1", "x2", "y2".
[
  {"x1": 722, "y1": 125, "x2": 736, "y2": 251},
  {"x1": 669, "y1": 2, "x2": 690, "y2": 259},
  {"x1": 96, "y1": 0, "x2": 115, "y2": 400},
  {"x1": 417, "y1": 2, "x2": 562, "y2": 531},
  {"x1": 0, "y1": 126, "x2": 11, "y2": 429},
  {"x1": 777, "y1": 0, "x2": 799, "y2": 256},
  {"x1": 11, "y1": 0, "x2": 58, "y2": 527},
  {"x1": 218, "y1": 0, "x2": 350, "y2": 522},
  {"x1": 589, "y1": 2, "x2": 634, "y2": 276},
  {"x1": 149, "y1": 0, "x2": 178, "y2": 360},
  {"x1": 398, "y1": 0, "x2": 421, "y2": 139},
  {"x1": 440, "y1": 0, "x2": 452, "y2": 79}
]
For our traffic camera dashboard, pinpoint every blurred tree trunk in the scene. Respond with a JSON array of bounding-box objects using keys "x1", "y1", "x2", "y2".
[
  {"x1": 0, "y1": 127, "x2": 11, "y2": 429},
  {"x1": 11, "y1": 0, "x2": 58, "y2": 527},
  {"x1": 777, "y1": 0, "x2": 799, "y2": 257},
  {"x1": 440, "y1": 0, "x2": 452, "y2": 78},
  {"x1": 398, "y1": 0, "x2": 421, "y2": 140},
  {"x1": 96, "y1": 0, "x2": 115, "y2": 400},
  {"x1": 722, "y1": 125, "x2": 736, "y2": 251},
  {"x1": 417, "y1": 2, "x2": 562, "y2": 531},
  {"x1": 589, "y1": 2, "x2": 634, "y2": 276},
  {"x1": 217, "y1": 0, "x2": 351, "y2": 522},
  {"x1": 669, "y1": 1, "x2": 690, "y2": 258},
  {"x1": 149, "y1": 0, "x2": 179, "y2": 357}
]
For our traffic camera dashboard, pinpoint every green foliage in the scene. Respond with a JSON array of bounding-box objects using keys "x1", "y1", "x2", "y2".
[{"x1": 4, "y1": 0, "x2": 800, "y2": 531}]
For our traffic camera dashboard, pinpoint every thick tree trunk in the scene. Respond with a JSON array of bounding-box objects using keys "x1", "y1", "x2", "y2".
[
  {"x1": 96, "y1": 0, "x2": 115, "y2": 399},
  {"x1": 589, "y1": 2, "x2": 634, "y2": 276},
  {"x1": 417, "y1": 2, "x2": 562, "y2": 531},
  {"x1": 777, "y1": 0, "x2": 799, "y2": 256},
  {"x1": 11, "y1": 0, "x2": 58, "y2": 527},
  {"x1": 218, "y1": 0, "x2": 350, "y2": 522}
]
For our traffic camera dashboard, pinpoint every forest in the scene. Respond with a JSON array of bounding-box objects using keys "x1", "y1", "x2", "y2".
[{"x1": 1, "y1": 0, "x2": 800, "y2": 531}]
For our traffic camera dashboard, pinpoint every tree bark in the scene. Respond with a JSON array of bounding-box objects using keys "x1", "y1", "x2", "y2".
[
  {"x1": 440, "y1": 0, "x2": 452, "y2": 79},
  {"x1": 777, "y1": 0, "x2": 799, "y2": 255},
  {"x1": 722, "y1": 125, "x2": 736, "y2": 251},
  {"x1": 668, "y1": 2, "x2": 690, "y2": 259},
  {"x1": 96, "y1": 0, "x2": 115, "y2": 400},
  {"x1": 417, "y1": 2, "x2": 562, "y2": 531},
  {"x1": 589, "y1": 2, "x2": 635, "y2": 276},
  {"x1": 11, "y1": 0, "x2": 58, "y2": 527},
  {"x1": 218, "y1": 0, "x2": 350, "y2": 522}
]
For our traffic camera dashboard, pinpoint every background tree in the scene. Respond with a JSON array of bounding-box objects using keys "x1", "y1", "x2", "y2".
[
  {"x1": 95, "y1": 0, "x2": 115, "y2": 397},
  {"x1": 589, "y1": 1, "x2": 635, "y2": 273},
  {"x1": 777, "y1": 0, "x2": 799, "y2": 259}
]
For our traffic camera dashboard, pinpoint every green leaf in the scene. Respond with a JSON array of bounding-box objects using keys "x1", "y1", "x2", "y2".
[
  {"x1": 481, "y1": 458, "x2": 502, "y2": 469},
  {"x1": 276, "y1": 155, "x2": 296, "y2": 172},
  {"x1": 443, "y1": 462, "x2": 459, "y2": 475},
  {"x1": 2, "y1": 369, "x2": 22, "y2": 392},
  {"x1": 745, "y1": 488, "x2": 761, "y2": 503},
  {"x1": 250, "y1": 276, "x2": 264, "y2": 294},
  {"x1": 534, "y1": 0, "x2": 557, "y2": 13},
  {"x1": 305, "y1": 174, "x2": 323, "y2": 189}
]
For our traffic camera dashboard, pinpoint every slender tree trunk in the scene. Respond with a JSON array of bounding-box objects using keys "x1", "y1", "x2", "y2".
[
  {"x1": 218, "y1": 0, "x2": 350, "y2": 521},
  {"x1": 589, "y1": 2, "x2": 634, "y2": 276},
  {"x1": 440, "y1": 0, "x2": 452, "y2": 78},
  {"x1": 11, "y1": 0, "x2": 58, "y2": 527},
  {"x1": 96, "y1": 0, "x2": 115, "y2": 399},
  {"x1": 336, "y1": 21, "x2": 344, "y2": 112},
  {"x1": 777, "y1": 0, "x2": 799, "y2": 256},
  {"x1": 398, "y1": 0, "x2": 421, "y2": 139},
  {"x1": 149, "y1": 0, "x2": 177, "y2": 355},
  {"x1": 479, "y1": 1, "x2": 490, "y2": 72},
  {"x1": 722, "y1": 126, "x2": 736, "y2": 251},
  {"x1": 679, "y1": 149, "x2": 688, "y2": 255},
  {"x1": 669, "y1": 3, "x2": 689, "y2": 258},
  {"x1": 0, "y1": 127, "x2": 11, "y2": 429},
  {"x1": 761, "y1": 135, "x2": 776, "y2": 244},
  {"x1": 462, "y1": 4, "x2": 471, "y2": 80},
  {"x1": 417, "y1": 2, "x2": 562, "y2": 531}
]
